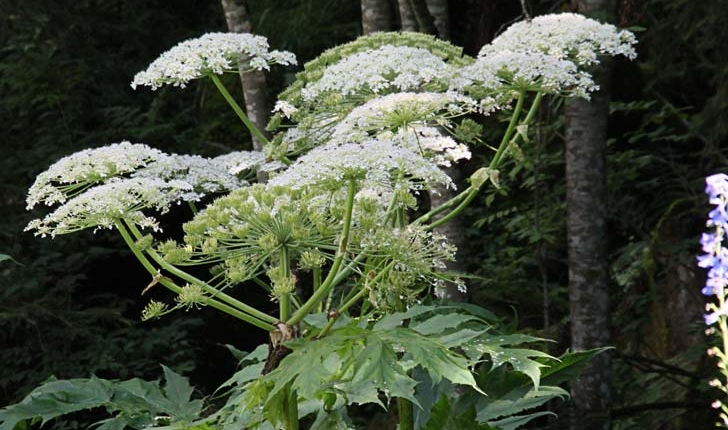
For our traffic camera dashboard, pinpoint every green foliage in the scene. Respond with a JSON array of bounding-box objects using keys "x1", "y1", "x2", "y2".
[
  {"x1": 0, "y1": 366, "x2": 201, "y2": 430},
  {"x1": 0, "y1": 2, "x2": 653, "y2": 428},
  {"x1": 0, "y1": 0, "x2": 223, "y2": 414},
  {"x1": 199, "y1": 305, "x2": 587, "y2": 428}
]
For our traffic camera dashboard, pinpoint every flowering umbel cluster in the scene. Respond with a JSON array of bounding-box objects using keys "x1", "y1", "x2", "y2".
[
  {"x1": 699, "y1": 173, "x2": 728, "y2": 427},
  {"x1": 24, "y1": 15, "x2": 638, "y2": 323},
  {"x1": 131, "y1": 32, "x2": 296, "y2": 90},
  {"x1": 13, "y1": 14, "x2": 647, "y2": 430}
]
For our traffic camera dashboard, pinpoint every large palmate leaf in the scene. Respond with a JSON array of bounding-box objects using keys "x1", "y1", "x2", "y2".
[
  {"x1": 0, "y1": 366, "x2": 201, "y2": 430},
  {"x1": 423, "y1": 396, "x2": 493, "y2": 430},
  {"x1": 249, "y1": 314, "x2": 484, "y2": 422}
]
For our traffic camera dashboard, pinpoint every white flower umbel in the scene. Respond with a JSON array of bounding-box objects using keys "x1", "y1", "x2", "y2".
[
  {"x1": 268, "y1": 138, "x2": 454, "y2": 192},
  {"x1": 330, "y1": 92, "x2": 478, "y2": 142},
  {"x1": 212, "y1": 150, "x2": 267, "y2": 175},
  {"x1": 26, "y1": 141, "x2": 166, "y2": 210},
  {"x1": 391, "y1": 126, "x2": 471, "y2": 168},
  {"x1": 272, "y1": 100, "x2": 299, "y2": 119},
  {"x1": 133, "y1": 154, "x2": 245, "y2": 200},
  {"x1": 25, "y1": 177, "x2": 195, "y2": 237},
  {"x1": 300, "y1": 45, "x2": 454, "y2": 102},
  {"x1": 478, "y1": 13, "x2": 637, "y2": 66},
  {"x1": 131, "y1": 32, "x2": 297, "y2": 90},
  {"x1": 452, "y1": 50, "x2": 597, "y2": 99}
]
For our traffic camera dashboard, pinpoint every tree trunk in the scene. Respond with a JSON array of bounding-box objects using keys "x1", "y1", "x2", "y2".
[
  {"x1": 565, "y1": 1, "x2": 616, "y2": 428},
  {"x1": 430, "y1": 168, "x2": 467, "y2": 301},
  {"x1": 361, "y1": 0, "x2": 394, "y2": 34},
  {"x1": 424, "y1": 0, "x2": 449, "y2": 39},
  {"x1": 221, "y1": 0, "x2": 271, "y2": 153},
  {"x1": 396, "y1": 0, "x2": 437, "y2": 34}
]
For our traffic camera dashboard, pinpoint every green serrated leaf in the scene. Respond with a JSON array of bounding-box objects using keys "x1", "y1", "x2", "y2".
[
  {"x1": 92, "y1": 417, "x2": 128, "y2": 430},
  {"x1": 0, "y1": 378, "x2": 112, "y2": 430},
  {"x1": 476, "y1": 385, "x2": 567, "y2": 422},
  {"x1": 381, "y1": 328, "x2": 481, "y2": 393},
  {"x1": 424, "y1": 396, "x2": 492, "y2": 430},
  {"x1": 466, "y1": 334, "x2": 553, "y2": 390},
  {"x1": 487, "y1": 411, "x2": 555, "y2": 430},
  {"x1": 349, "y1": 336, "x2": 420, "y2": 407},
  {"x1": 161, "y1": 365, "x2": 201, "y2": 418},
  {"x1": 539, "y1": 347, "x2": 612, "y2": 387},
  {"x1": 0, "y1": 254, "x2": 21, "y2": 265},
  {"x1": 437, "y1": 328, "x2": 485, "y2": 348},
  {"x1": 374, "y1": 305, "x2": 439, "y2": 330},
  {"x1": 410, "y1": 313, "x2": 481, "y2": 336}
]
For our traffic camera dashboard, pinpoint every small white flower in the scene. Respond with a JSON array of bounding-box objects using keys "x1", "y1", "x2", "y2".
[
  {"x1": 131, "y1": 32, "x2": 297, "y2": 90},
  {"x1": 268, "y1": 138, "x2": 454, "y2": 192},
  {"x1": 330, "y1": 92, "x2": 478, "y2": 142},
  {"x1": 479, "y1": 13, "x2": 637, "y2": 65},
  {"x1": 25, "y1": 177, "x2": 196, "y2": 237},
  {"x1": 272, "y1": 101, "x2": 299, "y2": 119},
  {"x1": 453, "y1": 50, "x2": 597, "y2": 99},
  {"x1": 300, "y1": 45, "x2": 455, "y2": 102},
  {"x1": 391, "y1": 126, "x2": 471, "y2": 167},
  {"x1": 26, "y1": 141, "x2": 166, "y2": 210},
  {"x1": 212, "y1": 150, "x2": 267, "y2": 175},
  {"x1": 133, "y1": 154, "x2": 246, "y2": 200}
]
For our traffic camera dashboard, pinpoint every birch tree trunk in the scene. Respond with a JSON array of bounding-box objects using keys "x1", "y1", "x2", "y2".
[
  {"x1": 361, "y1": 0, "x2": 394, "y2": 34},
  {"x1": 424, "y1": 0, "x2": 449, "y2": 39},
  {"x1": 396, "y1": 0, "x2": 436, "y2": 34},
  {"x1": 565, "y1": 1, "x2": 616, "y2": 428},
  {"x1": 221, "y1": 0, "x2": 270, "y2": 153}
]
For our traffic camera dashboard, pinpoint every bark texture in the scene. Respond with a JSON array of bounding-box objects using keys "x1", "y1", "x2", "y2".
[
  {"x1": 424, "y1": 0, "x2": 449, "y2": 39},
  {"x1": 396, "y1": 0, "x2": 437, "y2": 34},
  {"x1": 565, "y1": 67, "x2": 612, "y2": 428},
  {"x1": 430, "y1": 169, "x2": 467, "y2": 301},
  {"x1": 221, "y1": 0, "x2": 270, "y2": 153},
  {"x1": 565, "y1": 1, "x2": 615, "y2": 425},
  {"x1": 361, "y1": 0, "x2": 394, "y2": 34}
]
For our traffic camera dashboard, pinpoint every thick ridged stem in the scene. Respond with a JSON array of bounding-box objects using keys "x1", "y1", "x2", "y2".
[
  {"x1": 288, "y1": 179, "x2": 356, "y2": 325},
  {"x1": 279, "y1": 246, "x2": 291, "y2": 321}
]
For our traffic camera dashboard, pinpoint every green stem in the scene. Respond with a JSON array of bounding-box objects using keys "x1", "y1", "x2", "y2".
[
  {"x1": 414, "y1": 185, "x2": 474, "y2": 225},
  {"x1": 313, "y1": 266, "x2": 322, "y2": 313},
  {"x1": 124, "y1": 221, "x2": 278, "y2": 325},
  {"x1": 426, "y1": 187, "x2": 481, "y2": 230},
  {"x1": 288, "y1": 178, "x2": 357, "y2": 325},
  {"x1": 490, "y1": 90, "x2": 526, "y2": 169},
  {"x1": 209, "y1": 74, "x2": 270, "y2": 146},
  {"x1": 416, "y1": 91, "x2": 544, "y2": 230},
  {"x1": 115, "y1": 221, "x2": 275, "y2": 331},
  {"x1": 317, "y1": 261, "x2": 394, "y2": 338},
  {"x1": 398, "y1": 397, "x2": 414, "y2": 430},
  {"x1": 283, "y1": 386, "x2": 299, "y2": 430},
  {"x1": 280, "y1": 246, "x2": 291, "y2": 321}
]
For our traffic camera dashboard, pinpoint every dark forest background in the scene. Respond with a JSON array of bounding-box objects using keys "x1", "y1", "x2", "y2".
[{"x1": 1, "y1": 0, "x2": 727, "y2": 428}]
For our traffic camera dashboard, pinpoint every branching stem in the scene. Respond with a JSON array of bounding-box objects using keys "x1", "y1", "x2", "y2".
[
  {"x1": 210, "y1": 74, "x2": 270, "y2": 146},
  {"x1": 288, "y1": 178, "x2": 357, "y2": 325},
  {"x1": 115, "y1": 220, "x2": 275, "y2": 330}
]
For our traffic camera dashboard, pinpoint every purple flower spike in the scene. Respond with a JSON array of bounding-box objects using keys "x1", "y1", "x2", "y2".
[{"x1": 700, "y1": 174, "x2": 728, "y2": 325}]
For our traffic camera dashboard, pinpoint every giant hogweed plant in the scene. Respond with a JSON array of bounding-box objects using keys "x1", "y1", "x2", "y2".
[{"x1": 1, "y1": 14, "x2": 636, "y2": 430}]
